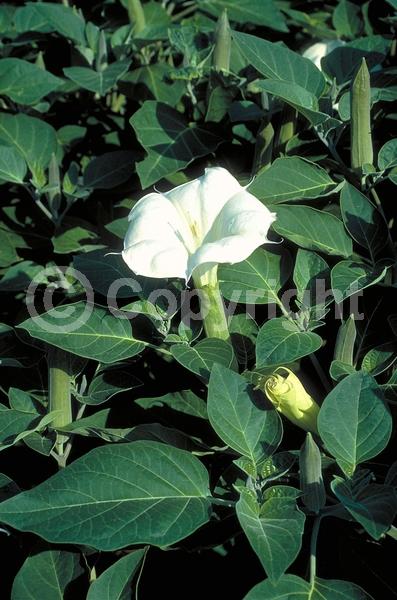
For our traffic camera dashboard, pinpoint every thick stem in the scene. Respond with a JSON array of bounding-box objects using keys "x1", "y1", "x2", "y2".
[
  {"x1": 193, "y1": 268, "x2": 230, "y2": 340},
  {"x1": 48, "y1": 347, "x2": 73, "y2": 463}
]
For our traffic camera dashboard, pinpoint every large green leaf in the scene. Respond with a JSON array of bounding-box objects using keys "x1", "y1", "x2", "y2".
[
  {"x1": 332, "y1": 0, "x2": 361, "y2": 38},
  {"x1": 236, "y1": 487, "x2": 305, "y2": 583},
  {"x1": 31, "y1": 2, "x2": 86, "y2": 44},
  {"x1": 340, "y1": 183, "x2": 388, "y2": 258},
  {"x1": 87, "y1": 549, "x2": 145, "y2": 600},
  {"x1": 272, "y1": 205, "x2": 353, "y2": 258},
  {"x1": 233, "y1": 31, "x2": 325, "y2": 97},
  {"x1": 18, "y1": 302, "x2": 146, "y2": 364},
  {"x1": 318, "y1": 371, "x2": 392, "y2": 476},
  {"x1": 11, "y1": 546, "x2": 84, "y2": 600},
  {"x1": 208, "y1": 364, "x2": 282, "y2": 465},
  {"x1": 256, "y1": 317, "x2": 323, "y2": 368},
  {"x1": 0, "y1": 441, "x2": 211, "y2": 550},
  {"x1": 0, "y1": 113, "x2": 58, "y2": 179},
  {"x1": 130, "y1": 101, "x2": 220, "y2": 187},
  {"x1": 122, "y1": 64, "x2": 185, "y2": 104},
  {"x1": 171, "y1": 338, "x2": 236, "y2": 378},
  {"x1": 0, "y1": 58, "x2": 62, "y2": 105},
  {"x1": 249, "y1": 157, "x2": 336, "y2": 203},
  {"x1": 331, "y1": 261, "x2": 387, "y2": 302},
  {"x1": 293, "y1": 249, "x2": 329, "y2": 308},
  {"x1": 64, "y1": 60, "x2": 131, "y2": 95},
  {"x1": 83, "y1": 151, "x2": 135, "y2": 189},
  {"x1": 200, "y1": 0, "x2": 288, "y2": 31},
  {"x1": 332, "y1": 477, "x2": 397, "y2": 540},
  {"x1": 244, "y1": 575, "x2": 374, "y2": 599},
  {"x1": 0, "y1": 145, "x2": 27, "y2": 184},
  {"x1": 219, "y1": 247, "x2": 291, "y2": 305}
]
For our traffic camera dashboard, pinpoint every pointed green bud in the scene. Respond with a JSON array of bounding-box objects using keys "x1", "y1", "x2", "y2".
[
  {"x1": 126, "y1": 0, "x2": 146, "y2": 34},
  {"x1": 95, "y1": 30, "x2": 108, "y2": 72},
  {"x1": 299, "y1": 433, "x2": 326, "y2": 514},
  {"x1": 48, "y1": 153, "x2": 61, "y2": 216},
  {"x1": 350, "y1": 58, "x2": 373, "y2": 172},
  {"x1": 35, "y1": 51, "x2": 46, "y2": 71},
  {"x1": 213, "y1": 9, "x2": 231, "y2": 72}
]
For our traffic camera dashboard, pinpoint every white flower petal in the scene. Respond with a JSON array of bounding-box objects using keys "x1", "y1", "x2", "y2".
[
  {"x1": 123, "y1": 192, "x2": 189, "y2": 278},
  {"x1": 165, "y1": 167, "x2": 242, "y2": 244},
  {"x1": 122, "y1": 240, "x2": 188, "y2": 279},
  {"x1": 188, "y1": 190, "x2": 276, "y2": 277}
]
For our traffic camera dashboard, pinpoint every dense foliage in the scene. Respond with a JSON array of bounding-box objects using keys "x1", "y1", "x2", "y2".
[{"x1": 0, "y1": 1, "x2": 396, "y2": 598}]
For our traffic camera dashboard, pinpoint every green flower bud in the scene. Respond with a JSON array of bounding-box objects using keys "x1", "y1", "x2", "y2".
[
  {"x1": 299, "y1": 433, "x2": 326, "y2": 514},
  {"x1": 213, "y1": 9, "x2": 231, "y2": 72},
  {"x1": 350, "y1": 58, "x2": 373, "y2": 172}
]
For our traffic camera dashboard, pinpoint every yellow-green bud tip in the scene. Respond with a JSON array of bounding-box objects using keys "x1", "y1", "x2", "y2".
[{"x1": 259, "y1": 367, "x2": 320, "y2": 434}]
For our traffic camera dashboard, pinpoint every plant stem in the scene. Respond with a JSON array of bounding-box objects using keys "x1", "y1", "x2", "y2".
[
  {"x1": 309, "y1": 354, "x2": 331, "y2": 393},
  {"x1": 194, "y1": 279, "x2": 230, "y2": 340},
  {"x1": 48, "y1": 347, "x2": 73, "y2": 465},
  {"x1": 309, "y1": 516, "x2": 322, "y2": 586}
]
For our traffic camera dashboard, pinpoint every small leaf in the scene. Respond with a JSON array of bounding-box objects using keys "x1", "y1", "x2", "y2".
[
  {"x1": 237, "y1": 486, "x2": 305, "y2": 583},
  {"x1": 11, "y1": 545, "x2": 84, "y2": 600},
  {"x1": 64, "y1": 60, "x2": 131, "y2": 95},
  {"x1": 331, "y1": 260, "x2": 387, "y2": 302},
  {"x1": 0, "y1": 58, "x2": 62, "y2": 105},
  {"x1": 83, "y1": 151, "x2": 135, "y2": 189},
  {"x1": 136, "y1": 390, "x2": 208, "y2": 419},
  {"x1": 171, "y1": 338, "x2": 236, "y2": 379},
  {"x1": 0, "y1": 145, "x2": 27, "y2": 184},
  {"x1": 256, "y1": 317, "x2": 323, "y2": 368},
  {"x1": 87, "y1": 549, "x2": 145, "y2": 600}
]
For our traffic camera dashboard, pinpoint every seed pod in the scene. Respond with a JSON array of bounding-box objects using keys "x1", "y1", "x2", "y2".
[
  {"x1": 299, "y1": 433, "x2": 326, "y2": 513},
  {"x1": 350, "y1": 58, "x2": 373, "y2": 172},
  {"x1": 213, "y1": 9, "x2": 231, "y2": 72},
  {"x1": 259, "y1": 367, "x2": 320, "y2": 434}
]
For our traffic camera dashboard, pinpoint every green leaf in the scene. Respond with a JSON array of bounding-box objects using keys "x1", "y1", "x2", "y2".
[
  {"x1": 32, "y1": 2, "x2": 86, "y2": 44},
  {"x1": 122, "y1": 64, "x2": 185, "y2": 104},
  {"x1": 249, "y1": 157, "x2": 336, "y2": 204},
  {"x1": 340, "y1": 183, "x2": 387, "y2": 258},
  {"x1": 201, "y1": 0, "x2": 288, "y2": 32},
  {"x1": 244, "y1": 575, "x2": 374, "y2": 599},
  {"x1": 171, "y1": 338, "x2": 236, "y2": 379},
  {"x1": 0, "y1": 260, "x2": 43, "y2": 292},
  {"x1": 14, "y1": 5, "x2": 54, "y2": 34},
  {"x1": 84, "y1": 368, "x2": 141, "y2": 405},
  {"x1": 318, "y1": 371, "x2": 392, "y2": 475},
  {"x1": 272, "y1": 205, "x2": 353, "y2": 258},
  {"x1": 52, "y1": 222, "x2": 99, "y2": 254},
  {"x1": 331, "y1": 261, "x2": 387, "y2": 302},
  {"x1": 332, "y1": 0, "x2": 362, "y2": 38},
  {"x1": 130, "y1": 101, "x2": 220, "y2": 188},
  {"x1": 0, "y1": 441, "x2": 211, "y2": 550},
  {"x1": 87, "y1": 549, "x2": 145, "y2": 600},
  {"x1": 73, "y1": 250, "x2": 135, "y2": 297},
  {"x1": 0, "y1": 145, "x2": 27, "y2": 184},
  {"x1": 136, "y1": 390, "x2": 208, "y2": 419},
  {"x1": 219, "y1": 247, "x2": 291, "y2": 305},
  {"x1": 83, "y1": 151, "x2": 135, "y2": 189},
  {"x1": 332, "y1": 477, "x2": 397, "y2": 540},
  {"x1": 64, "y1": 60, "x2": 131, "y2": 95},
  {"x1": 256, "y1": 317, "x2": 323, "y2": 368},
  {"x1": 323, "y1": 36, "x2": 389, "y2": 85},
  {"x1": 236, "y1": 487, "x2": 305, "y2": 583},
  {"x1": 233, "y1": 31, "x2": 325, "y2": 97},
  {"x1": 11, "y1": 546, "x2": 84, "y2": 600},
  {"x1": 329, "y1": 360, "x2": 356, "y2": 382},
  {"x1": 0, "y1": 58, "x2": 62, "y2": 105},
  {"x1": 293, "y1": 249, "x2": 329, "y2": 308},
  {"x1": 0, "y1": 113, "x2": 58, "y2": 179},
  {"x1": 208, "y1": 364, "x2": 282, "y2": 464},
  {"x1": 18, "y1": 302, "x2": 146, "y2": 364},
  {"x1": 378, "y1": 138, "x2": 397, "y2": 171},
  {"x1": 361, "y1": 342, "x2": 397, "y2": 376}
]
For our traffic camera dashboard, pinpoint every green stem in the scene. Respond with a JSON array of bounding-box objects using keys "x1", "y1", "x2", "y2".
[
  {"x1": 309, "y1": 516, "x2": 322, "y2": 586},
  {"x1": 193, "y1": 269, "x2": 230, "y2": 340},
  {"x1": 126, "y1": 0, "x2": 146, "y2": 33},
  {"x1": 48, "y1": 347, "x2": 73, "y2": 464}
]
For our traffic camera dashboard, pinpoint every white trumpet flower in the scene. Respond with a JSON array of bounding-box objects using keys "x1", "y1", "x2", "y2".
[
  {"x1": 302, "y1": 39, "x2": 345, "y2": 71},
  {"x1": 122, "y1": 167, "x2": 276, "y2": 284}
]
